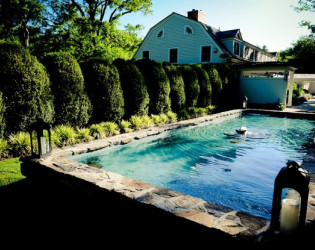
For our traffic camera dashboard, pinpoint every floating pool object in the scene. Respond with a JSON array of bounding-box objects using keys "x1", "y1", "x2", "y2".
[{"x1": 236, "y1": 126, "x2": 247, "y2": 134}]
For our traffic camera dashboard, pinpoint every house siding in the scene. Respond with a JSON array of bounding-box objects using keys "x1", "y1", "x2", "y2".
[{"x1": 134, "y1": 14, "x2": 225, "y2": 64}]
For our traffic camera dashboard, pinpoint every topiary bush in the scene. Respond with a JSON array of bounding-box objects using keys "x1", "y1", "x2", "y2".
[
  {"x1": 162, "y1": 62, "x2": 186, "y2": 112},
  {"x1": 203, "y1": 64, "x2": 223, "y2": 105},
  {"x1": 81, "y1": 59, "x2": 124, "y2": 123},
  {"x1": 42, "y1": 52, "x2": 92, "y2": 127},
  {"x1": 179, "y1": 65, "x2": 200, "y2": 108},
  {"x1": 113, "y1": 59, "x2": 150, "y2": 118},
  {"x1": 0, "y1": 91, "x2": 6, "y2": 137},
  {"x1": 0, "y1": 42, "x2": 54, "y2": 134},
  {"x1": 192, "y1": 64, "x2": 211, "y2": 107},
  {"x1": 135, "y1": 59, "x2": 171, "y2": 114}
]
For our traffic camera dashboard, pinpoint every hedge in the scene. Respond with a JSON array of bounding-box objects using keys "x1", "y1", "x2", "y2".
[
  {"x1": 179, "y1": 65, "x2": 200, "y2": 108},
  {"x1": 135, "y1": 59, "x2": 171, "y2": 114},
  {"x1": 113, "y1": 59, "x2": 150, "y2": 118},
  {"x1": 202, "y1": 64, "x2": 222, "y2": 105},
  {"x1": 162, "y1": 62, "x2": 186, "y2": 112},
  {"x1": 192, "y1": 64, "x2": 212, "y2": 107},
  {"x1": 81, "y1": 59, "x2": 124, "y2": 123},
  {"x1": 0, "y1": 42, "x2": 54, "y2": 134},
  {"x1": 42, "y1": 52, "x2": 92, "y2": 127},
  {"x1": 0, "y1": 92, "x2": 5, "y2": 137}
]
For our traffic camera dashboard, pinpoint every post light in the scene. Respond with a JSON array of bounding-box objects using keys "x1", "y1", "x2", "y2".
[
  {"x1": 30, "y1": 118, "x2": 52, "y2": 158},
  {"x1": 270, "y1": 161, "x2": 310, "y2": 234},
  {"x1": 242, "y1": 96, "x2": 248, "y2": 109}
]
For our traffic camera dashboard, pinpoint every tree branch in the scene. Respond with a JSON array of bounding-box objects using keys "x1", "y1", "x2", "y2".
[{"x1": 71, "y1": 0, "x2": 85, "y2": 17}]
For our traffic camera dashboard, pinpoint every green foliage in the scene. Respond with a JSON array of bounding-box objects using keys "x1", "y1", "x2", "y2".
[
  {"x1": 0, "y1": 138, "x2": 8, "y2": 157},
  {"x1": 135, "y1": 59, "x2": 171, "y2": 114},
  {"x1": 0, "y1": 91, "x2": 5, "y2": 137},
  {"x1": 130, "y1": 115, "x2": 143, "y2": 131},
  {"x1": 0, "y1": 42, "x2": 54, "y2": 134},
  {"x1": 167, "y1": 111, "x2": 178, "y2": 123},
  {"x1": 8, "y1": 131, "x2": 31, "y2": 157},
  {"x1": 42, "y1": 52, "x2": 91, "y2": 127},
  {"x1": 151, "y1": 114, "x2": 160, "y2": 126},
  {"x1": 89, "y1": 124, "x2": 105, "y2": 139},
  {"x1": 103, "y1": 122, "x2": 120, "y2": 136},
  {"x1": 76, "y1": 128, "x2": 92, "y2": 142},
  {"x1": 141, "y1": 115, "x2": 153, "y2": 128},
  {"x1": 53, "y1": 125, "x2": 77, "y2": 147},
  {"x1": 203, "y1": 64, "x2": 223, "y2": 105},
  {"x1": 192, "y1": 64, "x2": 211, "y2": 107},
  {"x1": 120, "y1": 120, "x2": 132, "y2": 133},
  {"x1": 81, "y1": 60, "x2": 125, "y2": 123},
  {"x1": 113, "y1": 59, "x2": 150, "y2": 118},
  {"x1": 159, "y1": 113, "x2": 169, "y2": 125},
  {"x1": 162, "y1": 62, "x2": 186, "y2": 112},
  {"x1": 0, "y1": 158, "x2": 24, "y2": 186},
  {"x1": 179, "y1": 65, "x2": 200, "y2": 108}
]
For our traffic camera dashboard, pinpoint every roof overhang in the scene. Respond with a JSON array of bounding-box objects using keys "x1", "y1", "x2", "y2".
[{"x1": 231, "y1": 62, "x2": 297, "y2": 72}]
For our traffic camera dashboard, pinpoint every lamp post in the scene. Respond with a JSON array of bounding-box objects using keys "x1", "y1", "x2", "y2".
[
  {"x1": 270, "y1": 161, "x2": 310, "y2": 235},
  {"x1": 30, "y1": 118, "x2": 52, "y2": 158}
]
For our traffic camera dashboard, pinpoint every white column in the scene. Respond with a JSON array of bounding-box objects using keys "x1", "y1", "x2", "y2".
[{"x1": 287, "y1": 70, "x2": 294, "y2": 107}]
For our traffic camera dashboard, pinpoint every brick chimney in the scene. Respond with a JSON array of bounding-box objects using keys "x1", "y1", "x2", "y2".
[{"x1": 187, "y1": 9, "x2": 206, "y2": 23}]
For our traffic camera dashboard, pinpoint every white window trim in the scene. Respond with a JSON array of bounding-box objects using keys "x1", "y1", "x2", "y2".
[
  {"x1": 157, "y1": 28, "x2": 164, "y2": 38},
  {"x1": 184, "y1": 25, "x2": 194, "y2": 35},
  {"x1": 169, "y1": 48, "x2": 179, "y2": 64},
  {"x1": 200, "y1": 45, "x2": 212, "y2": 63}
]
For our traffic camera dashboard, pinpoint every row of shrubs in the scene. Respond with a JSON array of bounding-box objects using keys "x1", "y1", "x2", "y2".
[
  {"x1": 0, "y1": 110, "x2": 220, "y2": 158},
  {"x1": 0, "y1": 42, "x2": 238, "y2": 139}
]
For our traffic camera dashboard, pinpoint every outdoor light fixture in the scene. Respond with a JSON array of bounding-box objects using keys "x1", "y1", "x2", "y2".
[
  {"x1": 242, "y1": 96, "x2": 248, "y2": 109},
  {"x1": 270, "y1": 161, "x2": 310, "y2": 235},
  {"x1": 30, "y1": 118, "x2": 52, "y2": 158}
]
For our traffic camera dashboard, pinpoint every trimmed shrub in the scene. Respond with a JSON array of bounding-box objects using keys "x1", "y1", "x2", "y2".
[
  {"x1": 0, "y1": 91, "x2": 5, "y2": 137},
  {"x1": 135, "y1": 59, "x2": 171, "y2": 114},
  {"x1": 192, "y1": 64, "x2": 212, "y2": 107},
  {"x1": 179, "y1": 65, "x2": 200, "y2": 108},
  {"x1": 42, "y1": 52, "x2": 91, "y2": 127},
  {"x1": 113, "y1": 59, "x2": 150, "y2": 118},
  {"x1": 202, "y1": 64, "x2": 222, "y2": 105},
  {"x1": 162, "y1": 62, "x2": 186, "y2": 112},
  {"x1": 0, "y1": 42, "x2": 54, "y2": 133},
  {"x1": 53, "y1": 125, "x2": 77, "y2": 147},
  {"x1": 81, "y1": 59, "x2": 124, "y2": 123}
]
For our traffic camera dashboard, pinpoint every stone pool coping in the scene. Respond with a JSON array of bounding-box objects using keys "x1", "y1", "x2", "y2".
[{"x1": 21, "y1": 109, "x2": 315, "y2": 243}]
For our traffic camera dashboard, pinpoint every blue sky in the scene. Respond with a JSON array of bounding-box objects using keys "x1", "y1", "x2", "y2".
[{"x1": 118, "y1": 0, "x2": 315, "y2": 52}]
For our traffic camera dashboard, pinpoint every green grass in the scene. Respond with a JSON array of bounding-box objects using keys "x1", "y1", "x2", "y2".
[{"x1": 0, "y1": 158, "x2": 24, "y2": 186}]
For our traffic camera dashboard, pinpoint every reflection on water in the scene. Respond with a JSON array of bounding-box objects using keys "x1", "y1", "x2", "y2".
[{"x1": 70, "y1": 114, "x2": 315, "y2": 219}]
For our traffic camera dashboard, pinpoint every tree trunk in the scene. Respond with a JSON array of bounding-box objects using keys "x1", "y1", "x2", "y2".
[{"x1": 22, "y1": 20, "x2": 30, "y2": 48}]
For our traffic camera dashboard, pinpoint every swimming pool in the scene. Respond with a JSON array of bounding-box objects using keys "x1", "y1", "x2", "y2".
[{"x1": 70, "y1": 114, "x2": 315, "y2": 219}]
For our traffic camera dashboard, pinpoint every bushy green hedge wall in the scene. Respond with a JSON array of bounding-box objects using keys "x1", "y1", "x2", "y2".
[
  {"x1": 81, "y1": 59, "x2": 124, "y2": 123},
  {"x1": 179, "y1": 65, "x2": 200, "y2": 108},
  {"x1": 42, "y1": 52, "x2": 92, "y2": 127},
  {"x1": 0, "y1": 42, "x2": 54, "y2": 133},
  {"x1": 192, "y1": 64, "x2": 212, "y2": 107},
  {"x1": 135, "y1": 59, "x2": 171, "y2": 114},
  {"x1": 113, "y1": 59, "x2": 150, "y2": 118},
  {"x1": 0, "y1": 91, "x2": 5, "y2": 137},
  {"x1": 162, "y1": 62, "x2": 186, "y2": 112},
  {"x1": 202, "y1": 64, "x2": 222, "y2": 105}
]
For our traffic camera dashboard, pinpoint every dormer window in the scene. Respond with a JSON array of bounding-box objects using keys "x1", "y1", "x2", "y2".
[
  {"x1": 157, "y1": 29, "x2": 164, "y2": 38},
  {"x1": 234, "y1": 42, "x2": 240, "y2": 56},
  {"x1": 184, "y1": 25, "x2": 194, "y2": 35}
]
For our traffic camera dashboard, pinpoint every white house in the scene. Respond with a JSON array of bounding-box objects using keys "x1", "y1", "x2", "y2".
[{"x1": 134, "y1": 10, "x2": 278, "y2": 64}]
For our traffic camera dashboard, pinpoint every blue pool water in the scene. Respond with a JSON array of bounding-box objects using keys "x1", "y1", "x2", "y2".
[{"x1": 70, "y1": 114, "x2": 315, "y2": 219}]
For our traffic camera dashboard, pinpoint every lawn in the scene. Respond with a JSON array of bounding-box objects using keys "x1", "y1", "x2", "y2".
[{"x1": 0, "y1": 158, "x2": 24, "y2": 186}]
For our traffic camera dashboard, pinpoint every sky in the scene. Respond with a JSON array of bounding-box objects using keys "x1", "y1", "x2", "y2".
[{"x1": 118, "y1": 0, "x2": 315, "y2": 52}]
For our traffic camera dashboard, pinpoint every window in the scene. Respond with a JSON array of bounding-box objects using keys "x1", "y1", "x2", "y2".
[
  {"x1": 201, "y1": 46, "x2": 211, "y2": 62},
  {"x1": 184, "y1": 25, "x2": 194, "y2": 35},
  {"x1": 244, "y1": 46, "x2": 249, "y2": 57},
  {"x1": 169, "y1": 48, "x2": 178, "y2": 64},
  {"x1": 157, "y1": 29, "x2": 164, "y2": 38},
  {"x1": 142, "y1": 51, "x2": 149, "y2": 59},
  {"x1": 234, "y1": 42, "x2": 240, "y2": 56}
]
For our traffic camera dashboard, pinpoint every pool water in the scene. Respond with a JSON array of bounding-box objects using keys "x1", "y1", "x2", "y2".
[{"x1": 70, "y1": 114, "x2": 315, "y2": 219}]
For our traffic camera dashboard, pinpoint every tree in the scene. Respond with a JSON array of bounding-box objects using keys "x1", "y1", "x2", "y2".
[
  {"x1": 293, "y1": 0, "x2": 315, "y2": 34},
  {"x1": 0, "y1": 0, "x2": 44, "y2": 48}
]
